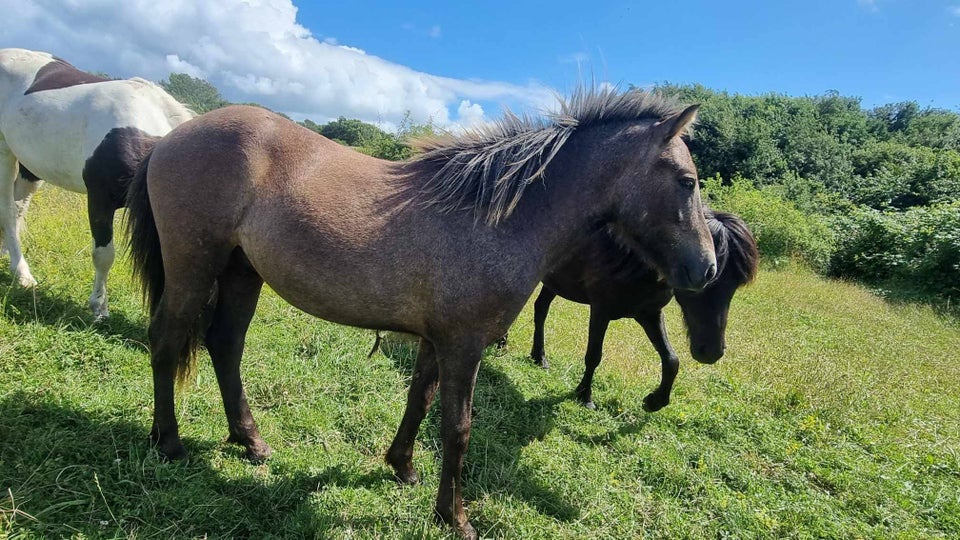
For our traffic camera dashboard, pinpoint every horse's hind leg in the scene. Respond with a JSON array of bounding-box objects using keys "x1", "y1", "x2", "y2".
[
  {"x1": 2, "y1": 174, "x2": 42, "y2": 258},
  {"x1": 386, "y1": 338, "x2": 438, "y2": 484},
  {"x1": 204, "y1": 249, "x2": 271, "y2": 462},
  {"x1": 0, "y1": 147, "x2": 36, "y2": 287},
  {"x1": 149, "y1": 275, "x2": 220, "y2": 460},
  {"x1": 85, "y1": 189, "x2": 118, "y2": 320}
]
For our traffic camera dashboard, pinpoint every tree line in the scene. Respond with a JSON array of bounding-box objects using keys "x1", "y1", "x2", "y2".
[{"x1": 159, "y1": 73, "x2": 434, "y2": 160}]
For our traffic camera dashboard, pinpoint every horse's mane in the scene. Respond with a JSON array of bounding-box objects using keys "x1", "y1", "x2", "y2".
[
  {"x1": 590, "y1": 207, "x2": 758, "y2": 288},
  {"x1": 706, "y1": 208, "x2": 759, "y2": 285},
  {"x1": 411, "y1": 86, "x2": 684, "y2": 224}
]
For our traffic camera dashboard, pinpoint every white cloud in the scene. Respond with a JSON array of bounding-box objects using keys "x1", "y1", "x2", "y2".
[
  {"x1": 857, "y1": 0, "x2": 879, "y2": 12},
  {"x1": 165, "y1": 54, "x2": 203, "y2": 78},
  {"x1": 1, "y1": 0, "x2": 554, "y2": 128},
  {"x1": 456, "y1": 99, "x2": 485, "y2": 127},
  {"x1": 429, "y1": 25, "x2": 442, "y2": 39},
  {"x1": 949, "y1": 5, "x2": 960, "y2": 16}
]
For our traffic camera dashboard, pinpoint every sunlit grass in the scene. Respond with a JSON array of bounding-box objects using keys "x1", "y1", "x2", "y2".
[{"x1": 1, "y1": 188, "x2": 958, "y2": 538}]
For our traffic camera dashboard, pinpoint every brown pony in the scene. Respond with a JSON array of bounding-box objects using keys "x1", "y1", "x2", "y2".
[
  {"x1": 527, "y1": 208, "x2": 758, "y2": 411},
  {"x1": 125, "y1": 88, "x2": 716, "y2": 538}
]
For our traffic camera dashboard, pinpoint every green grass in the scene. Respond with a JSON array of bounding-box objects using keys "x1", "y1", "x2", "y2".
[{"x1": 1, "y1": 189, "x2": 958, "y2": 539}]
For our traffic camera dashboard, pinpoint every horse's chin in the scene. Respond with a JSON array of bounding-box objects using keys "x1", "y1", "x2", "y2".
[{"x1": 691, "y1": 344, "x2": 724, "y2": 364}]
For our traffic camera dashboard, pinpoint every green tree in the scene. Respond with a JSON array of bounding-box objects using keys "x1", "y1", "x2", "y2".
[
  {"x1": 159, "y1": 73, "x2": 228, "y2": 113},
  {"x1": 311, "y1": 117, "x2": 385, "y2": 146}
]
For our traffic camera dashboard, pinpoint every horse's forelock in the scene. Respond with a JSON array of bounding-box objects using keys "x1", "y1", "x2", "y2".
[{"x1": 708, "y1": 209, "x2": 759, "y2": 285}]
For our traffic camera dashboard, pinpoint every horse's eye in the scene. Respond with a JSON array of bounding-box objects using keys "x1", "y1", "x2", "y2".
[{"x1": 679, "y1": 176, "x2": 697, "y2": 190}]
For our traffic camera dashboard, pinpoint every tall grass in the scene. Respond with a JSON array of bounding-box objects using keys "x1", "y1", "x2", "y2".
[{"x1": 1, "y1": 189, "x2": 958, "y2": 538}]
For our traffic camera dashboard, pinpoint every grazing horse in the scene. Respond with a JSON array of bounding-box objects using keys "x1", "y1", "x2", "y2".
[
  {"x1": 125, "y1": 88, "x2": 717, "y2": 539},
  {"x1": 527, "y1": 208, "x2": 758, "y2": 411},
  {"x1": 0, "y1": 48, "x2": 193, "y2": 319}
]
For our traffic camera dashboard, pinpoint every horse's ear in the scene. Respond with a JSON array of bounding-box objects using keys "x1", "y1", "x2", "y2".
[{"x1": 655, "y1": 104, "x2": 700, "y2": 142}]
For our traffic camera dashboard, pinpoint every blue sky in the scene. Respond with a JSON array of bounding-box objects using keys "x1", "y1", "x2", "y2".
[
  {"x1": 300, "y1": 0, "x2": 959, "y2": 109},
  {"x1": 4, "y1": 0, "x2": 959, "y2": 127}
]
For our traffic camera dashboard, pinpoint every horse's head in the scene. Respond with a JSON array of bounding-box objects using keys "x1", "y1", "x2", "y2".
[
  {"x1": 602, "y1": 104, "x2": 717, "y2": 291},
  {"x1": 673, "y1": 210, "x2": 758, "y2": 363}
]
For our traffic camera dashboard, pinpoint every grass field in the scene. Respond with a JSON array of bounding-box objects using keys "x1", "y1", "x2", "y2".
[{"x1": 1, "y1": 188, "x2": 958, "y2": 539}]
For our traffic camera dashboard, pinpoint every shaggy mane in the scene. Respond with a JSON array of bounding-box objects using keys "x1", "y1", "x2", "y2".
[{"x1": 411, "y1": 86, "x2": 685, "y2": 224}]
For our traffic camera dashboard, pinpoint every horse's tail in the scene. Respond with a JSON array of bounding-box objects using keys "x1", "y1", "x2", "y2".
[
  {"x1": 126, "y1": 149, "x2": 164, "y2": 314},
  {"x1": 126, "y1": 149, "x2": 201, "y2": 384}
]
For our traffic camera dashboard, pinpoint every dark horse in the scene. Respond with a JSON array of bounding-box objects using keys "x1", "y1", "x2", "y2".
[
  {"x1": 527, "y1": 208, "x2": 758, "y2": 411},
  {"x1": 125, "y1": 88, "x2": 717, "y2": 538}
]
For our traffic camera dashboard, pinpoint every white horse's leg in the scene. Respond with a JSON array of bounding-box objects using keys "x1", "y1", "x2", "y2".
[
  {"x1": 88, "y1": 240, "x2": 114, "y2": 320},
  {"x1": 4, "y1": 175, "x2": 42, "y2": 257},
  {"x1": 86, "y1": 190, "x2": 117, "y2": 321},
  {"x1": 0, "y1": 147, "x2": 37, "y2": 287}
]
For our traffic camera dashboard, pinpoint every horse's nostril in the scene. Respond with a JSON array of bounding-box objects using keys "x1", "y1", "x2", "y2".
[{"x1": 704, "y1": 262, "x2": 717, "y2": 283}]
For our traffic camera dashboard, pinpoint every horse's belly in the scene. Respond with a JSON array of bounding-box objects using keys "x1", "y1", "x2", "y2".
[
  {"x1": 2, "y1": 106, "x2": 90, "y2": 192},
  {"x1": 241, "y1": 238, "x2": 424, "y2": 333}
]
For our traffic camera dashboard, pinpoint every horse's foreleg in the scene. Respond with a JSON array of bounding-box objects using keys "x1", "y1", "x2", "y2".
[
  {"x1": 434, "y1": 345, "x2": 482, "y2": 540},
  {"x1": 575, "y1": 309, "x2": 610, "y2": 409},
  {"x1": 386, "y1": 339, "x2": 438, "y2": 484},
  {"x1": 636, "y1": 311, "x2": 679, "y2": 412},
  {"x1": 86, "y1": 193, "x2": 116, "y2": 320},
  {"x1": 530, "y1": 286, "x2": 558, "y2": 369},
  {"x1": 0, "y1": 149, "x2": 36, "y2": 287},
  {"x1": 205, "y1": 253, "x2": 270, "y2": 462}
]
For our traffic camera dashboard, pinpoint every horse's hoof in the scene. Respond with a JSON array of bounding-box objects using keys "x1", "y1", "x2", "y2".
[
  {"x1": 434, "y1": 509, "x2": 477, "y2": 540},
  {"x1": 89, "y1": 301, "x2": 109, "y2": 321},
  {"x1": 244, "y1": 445, "x2": 272, "y2": 463},
  {"x1": 151, "y1": 437, "x2": 188, "y2": 461},
  {"x1": 226, "y1": 433, "x2": 273, "y2": 462},
  {"x1": 532, "y1": 355, "x2": 550, "y2": 370},
  {"x1": 16, "y1": 274, "x2": 38, "y2": 288},
  {"x1": 582, "y1": 400, "x2": 597, "y2": 410},
  {"x1": 458, "y1": 521, "x2": 478, "y2": 540},
  {"x1": 244, "y1": 441, "x2": 273, "y2": 463},
  {"x1": 391, "y1": 464, "x2": 420, "y2": 485},
  {"x1": 642, "y1": 393, "x2": 668, "y2": 413}
]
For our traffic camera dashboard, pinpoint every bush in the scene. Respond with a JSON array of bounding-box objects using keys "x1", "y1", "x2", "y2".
[
  {"x1": 702, "y1": 176, "x2": 836, "y2": 271},
  {"x1": 830, "y1": 203, "x2": 960, "y2": 302}
]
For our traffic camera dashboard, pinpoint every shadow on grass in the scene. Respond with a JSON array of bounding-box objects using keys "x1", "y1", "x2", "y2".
[
  {"x1": 378, "y1": 334, "x2": 581, "y2": 523},
  {"x1": 0, "y1": 392, "x2": 399, "y2": 538},
  {"x1": 869, "y1": 283, "x2": 960, "y2": 323},
  {"x1": 0, "y1": 271, "x2": 148, "y2": 349}
]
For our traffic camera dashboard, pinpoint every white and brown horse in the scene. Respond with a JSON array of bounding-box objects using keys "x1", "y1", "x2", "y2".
[
  {"x1": 126, "y1": 88, "x2": 716, "y2": 538},
  {"x1": 0, "y1": 48, "x2": 193, "y2": 319}
]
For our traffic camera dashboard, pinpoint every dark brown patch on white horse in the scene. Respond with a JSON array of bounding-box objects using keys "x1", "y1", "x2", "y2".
[
  {"x1": 18, "y1": 163, "x2": 41, "y2": 182},
  {"x1": 24, "y1": 57, "x2": 110, "y2": 95},
  {"x1": 83, "y1": 126, "x2": 161, "y2": 214},
  {"x1": 82, "y1": 126, "x2": 161, "y2": 320}
]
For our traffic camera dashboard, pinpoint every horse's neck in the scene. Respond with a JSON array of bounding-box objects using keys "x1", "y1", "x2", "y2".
[{"x1": 497, "y1": 146, "x2": 612, "y2": 277}]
